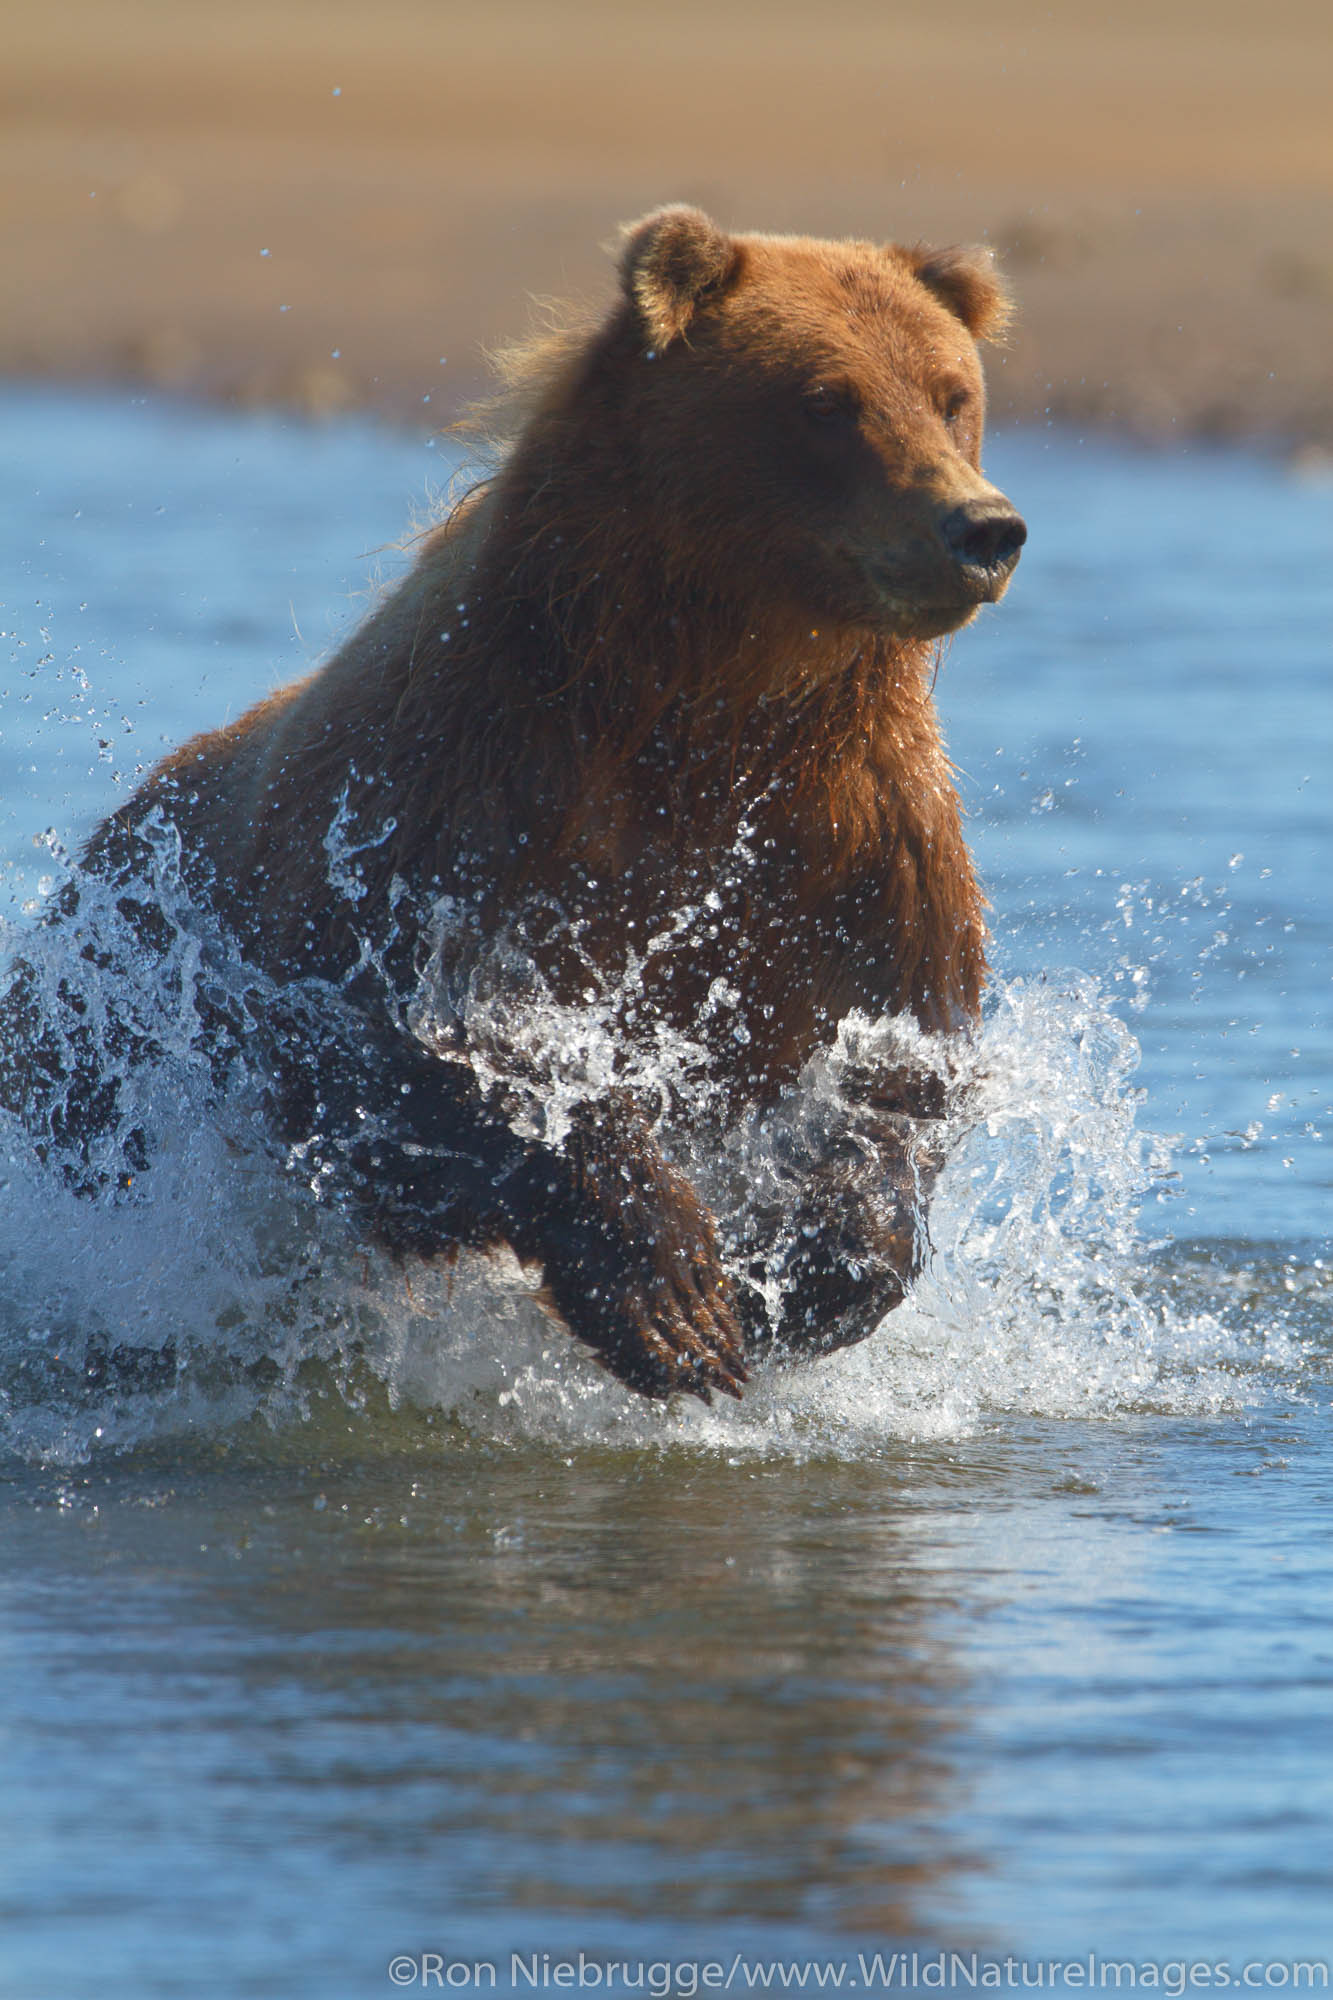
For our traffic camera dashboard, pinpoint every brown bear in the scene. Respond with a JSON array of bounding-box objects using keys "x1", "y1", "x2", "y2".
[{"x1": 2, "y1": 208, "x2": 1024, "y2": 1403}]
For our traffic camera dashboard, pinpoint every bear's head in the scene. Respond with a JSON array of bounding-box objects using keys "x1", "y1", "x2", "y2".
[{"x1": 600, "y1": 206, "x2": 1025, "y2": 647}]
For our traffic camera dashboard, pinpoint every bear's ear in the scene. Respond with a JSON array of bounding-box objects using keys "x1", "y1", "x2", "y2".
[
  {"x1": 618, "y1": 206, "x2": 741, "y2": 347},
  {"x1": 908, "y1": 244, "x2": 1013, "y2": 342}
]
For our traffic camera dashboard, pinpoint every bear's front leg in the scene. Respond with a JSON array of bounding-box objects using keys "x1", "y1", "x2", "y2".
[
  {"x1": 742, "y1": 1057, "x2": 951, "y2": 1363},
  {"x1": 504, "y1": 1092, "x2": 748, "y2": 1404}
]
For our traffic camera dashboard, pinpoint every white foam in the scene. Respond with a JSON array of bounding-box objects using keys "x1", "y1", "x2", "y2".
[{"x1": 0, "y1": 862, "x2": 1307, "y2": 1468}]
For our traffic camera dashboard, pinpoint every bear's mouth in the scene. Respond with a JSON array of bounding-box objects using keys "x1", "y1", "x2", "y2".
[
  {"x1": 859, "y1": 568, "x2": 1016, "y2": 640},
  {"x1": 959, "y1": 547, "x2": 1024, "y2": 595}
]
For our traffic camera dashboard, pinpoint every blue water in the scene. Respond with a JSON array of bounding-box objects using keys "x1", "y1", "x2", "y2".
[{"x1": 1, "y1": 389, "x2": 1331, "y2": 1995}]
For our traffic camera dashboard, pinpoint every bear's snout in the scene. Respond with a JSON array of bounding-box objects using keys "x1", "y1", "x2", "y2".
[{"x1": 939, "y1": 498, "x2": 1027, "y2": 595}]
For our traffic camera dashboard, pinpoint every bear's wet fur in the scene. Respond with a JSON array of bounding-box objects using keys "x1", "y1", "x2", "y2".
[{"x1": 2, "y1": 209, "x2": 1025, "y2": 1401}]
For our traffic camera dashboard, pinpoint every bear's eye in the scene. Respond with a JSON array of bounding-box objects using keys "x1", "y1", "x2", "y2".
[
  {"x1": 940, "y1": 388, "x2": 971, "y2": 428},
  {"x1": 802, "y1": 383, "x2": 860, "y2": 430}
]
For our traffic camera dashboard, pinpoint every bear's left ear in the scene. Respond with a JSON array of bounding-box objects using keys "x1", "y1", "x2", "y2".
[
  {"x1": 618, "y1": 206, "x2": 742, "y2": 348},
  {"x1": 908, "y1": 244, "x2": 1013, "y2": 342}
]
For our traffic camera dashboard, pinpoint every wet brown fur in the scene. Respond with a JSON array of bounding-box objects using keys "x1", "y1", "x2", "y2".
[{"x1": 75, "y1": 209, "x2": 1023, "y2": 1399}]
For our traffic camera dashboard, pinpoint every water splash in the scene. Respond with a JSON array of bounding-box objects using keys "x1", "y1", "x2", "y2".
[{"x1": 0, "y1": 854, "x2": 1314, "y2": 1468}]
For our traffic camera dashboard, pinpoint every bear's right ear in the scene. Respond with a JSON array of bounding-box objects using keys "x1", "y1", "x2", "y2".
[{"x1": 618, "y1": 206, "x2": 741, "y2": 348}]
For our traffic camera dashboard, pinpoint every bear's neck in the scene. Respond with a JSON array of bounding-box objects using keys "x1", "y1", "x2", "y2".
[
  {"x1": 457, "y1": 459, "x2": 937, "y2": 771},
  {"x1": 475, "y1": 458, "x2": 957, "y2": 789}
]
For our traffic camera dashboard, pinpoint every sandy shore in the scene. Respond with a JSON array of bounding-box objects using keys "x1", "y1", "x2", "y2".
[{"x1": 4, "y1": 0, "x2": 1331, "y2": 446}]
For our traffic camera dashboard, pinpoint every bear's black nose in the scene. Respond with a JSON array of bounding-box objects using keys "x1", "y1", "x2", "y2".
[{"x1": 940, "y1": 500, "x2": 1027, "y2": 575}]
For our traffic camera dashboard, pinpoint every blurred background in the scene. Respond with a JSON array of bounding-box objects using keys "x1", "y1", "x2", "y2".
[{"x1": 4, "y1": 0, "x2": 1331, "y2": 444}]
